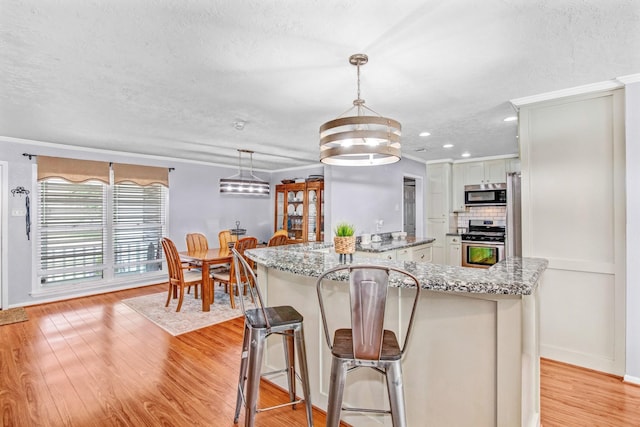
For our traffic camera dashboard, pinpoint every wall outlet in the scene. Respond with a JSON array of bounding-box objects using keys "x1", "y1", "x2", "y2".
[{"x1": 12, "y1": 208, "x2": 26, "y2": 216}]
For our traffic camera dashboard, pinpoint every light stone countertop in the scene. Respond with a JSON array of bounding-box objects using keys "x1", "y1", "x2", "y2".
[
  {"x1": 245, "y1": 242, "x2": 548, "y2": 296},
  {"x1": 356, "y1": 236, "x2": 436, "y2": 253}
]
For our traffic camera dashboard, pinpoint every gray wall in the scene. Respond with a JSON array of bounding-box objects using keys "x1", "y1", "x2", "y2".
[{"x1": 326, "y1": 157, "x2": 426, "y2": 238}]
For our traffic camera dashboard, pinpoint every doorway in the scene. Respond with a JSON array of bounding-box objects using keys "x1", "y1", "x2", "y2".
[{"x1": 403, "y1": 177, "x2": 416, "y2": 237}]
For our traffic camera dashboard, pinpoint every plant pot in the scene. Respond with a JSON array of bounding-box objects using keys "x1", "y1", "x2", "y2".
[{"x1": 334, "y1": 236, "x2": 356, "y2": 254}]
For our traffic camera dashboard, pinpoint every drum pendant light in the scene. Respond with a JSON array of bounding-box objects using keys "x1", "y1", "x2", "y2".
[
  {"x1": 219, "y1": 149, "x2": 270, "y2": 196},
  {"x1": 319, "y1": 53, "x2": 401, "y2": 166}
]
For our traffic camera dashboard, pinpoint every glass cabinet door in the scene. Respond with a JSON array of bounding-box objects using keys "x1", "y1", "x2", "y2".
[
  {"x1": 307, "y1": 186, "x2": 318, "y2": 242},
  {"x1": 275, "y1": 186, "x2": 286, "y2": 232}
]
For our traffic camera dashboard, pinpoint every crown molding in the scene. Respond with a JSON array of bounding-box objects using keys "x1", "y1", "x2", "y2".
[
  {"x1": 617, "y1": 73, "x2": 640, "y2": 84},
  {"x1": 510, "y1": 80, "x2": 624, "y2": 108},
  {"x1": 0, "y1": 136, "x2": 265, "y2": 172}
]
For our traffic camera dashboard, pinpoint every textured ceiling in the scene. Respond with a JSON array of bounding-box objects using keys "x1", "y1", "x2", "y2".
[{"x1": 1, "y1": 0, "x2": 639, "y2": 170}]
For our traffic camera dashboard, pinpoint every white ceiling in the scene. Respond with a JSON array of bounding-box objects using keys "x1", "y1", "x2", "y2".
[{"x1": 1, "y1": 0, "x2": 639, "y2": 171}]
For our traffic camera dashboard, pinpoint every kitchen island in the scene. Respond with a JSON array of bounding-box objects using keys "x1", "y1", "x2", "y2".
[{"x1": 245, "y1": 243, "x2": 547, "y2": 427}]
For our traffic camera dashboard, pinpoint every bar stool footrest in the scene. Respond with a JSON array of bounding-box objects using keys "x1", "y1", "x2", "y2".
[{"x1": 342, "y1": 406, "x2": 392, "y2": 415}]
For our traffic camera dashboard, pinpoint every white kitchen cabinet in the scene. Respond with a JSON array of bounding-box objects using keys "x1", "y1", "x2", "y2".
[
  {"x1": 483, "y1": 159, "x2": 507, "y2": 183},
  {"x1": 426, "y1": 162, "x2": 451, "y2": 218},
  {"x1": 359, "y1": 243, "x2": 433, "y2": 263},
  {"x1": 411, "y1": 244, "x2": 433, "y2": 262},
  {"x1": 446, "y1": 235, "x2": 462, "y2": 266},
  {"x1": 463, "y1": 159, "x2": 506, "y2": 185},
  {"x1": 427, "y1": 162, "x2": 451, "y2": 263},
  {"x1": 427, "y1": 218, "x2": 446, "y2": 264},
  {"x1": 451, "y1": 163, "x2": 466, "y2": 212},
  {"x1": 357, "y1": 250, "x2": 396, "y2": 261},
  {"x1": 464, "y1": 162, "x2": 486, "y2": 185}
]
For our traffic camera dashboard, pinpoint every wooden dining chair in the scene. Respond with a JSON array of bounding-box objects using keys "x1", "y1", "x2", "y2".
[
  {"x1": 267, "y1": 233, "x2": 288, "y2": 247},
  {"x1": 161, "y1": 237, "x2": 202, "y2": 312},
  {"x1": 218, "y1": 229, "x2": 238, "y2": 249},
  {"x1": 213, "y1": 236, "x2": 258, "y2": 309},
  {"x1": 186, "y1": 232, "x2": 209, "y2": 252}
]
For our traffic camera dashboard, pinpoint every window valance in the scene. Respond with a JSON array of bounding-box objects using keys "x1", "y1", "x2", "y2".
[
  {"x1": 112, "y1": 163, "x2": 169, "y2": 187},
  {"x1": 37, "y1": 156, "x2": 110, "y2": 184},
  {"x1": 35, "y1": 156, "x2": 170, "y2": 187}
]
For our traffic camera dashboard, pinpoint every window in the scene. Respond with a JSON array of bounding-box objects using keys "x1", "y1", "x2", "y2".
[{"x1": 37, "y1": 177, "x2": 167, "y2": 288}]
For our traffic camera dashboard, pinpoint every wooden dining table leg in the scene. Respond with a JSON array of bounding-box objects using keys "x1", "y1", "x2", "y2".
[{"x1": 202, "y1": 261, "x2": 211, "y2": 312}]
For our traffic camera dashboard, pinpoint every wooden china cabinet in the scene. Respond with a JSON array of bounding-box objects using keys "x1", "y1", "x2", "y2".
[{"x1": 274, "y1": 181, "x2": 324, "y2": 243}]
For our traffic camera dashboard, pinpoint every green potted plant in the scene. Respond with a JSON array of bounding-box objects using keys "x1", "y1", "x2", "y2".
[{"x1": 333, "y1": 222, "x2": 356, "y2": 255}]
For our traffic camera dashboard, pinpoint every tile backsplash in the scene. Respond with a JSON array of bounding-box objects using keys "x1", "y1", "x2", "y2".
[{"x1": 456, "y1": 206, "x2": 506, "y2": 230}]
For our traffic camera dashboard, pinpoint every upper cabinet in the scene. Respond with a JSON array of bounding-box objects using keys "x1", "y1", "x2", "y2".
[
  {"x1": 426, "y1": 162, "x2": 451, "y2": 218},
  {"x1": 464, "y1": 159, "x2": 507, "y2": 185},
  {"x1": 451, "y1": 158, "x2": 514, "y2": 212}
]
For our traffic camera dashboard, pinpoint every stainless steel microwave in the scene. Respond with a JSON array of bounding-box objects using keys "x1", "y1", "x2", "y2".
[{"x1": 464, "y1": 183, "x2": 507, "y2": 206}]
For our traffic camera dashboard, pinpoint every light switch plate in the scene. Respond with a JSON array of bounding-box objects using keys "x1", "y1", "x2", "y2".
[{"x1": 12, "y1": 209, "x2": 26, "y2": 216}]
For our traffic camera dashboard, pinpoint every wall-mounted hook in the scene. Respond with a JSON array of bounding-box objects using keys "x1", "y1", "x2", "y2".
[{"x1": 11, "y1": 186, "x2": 30, "y2": 197}]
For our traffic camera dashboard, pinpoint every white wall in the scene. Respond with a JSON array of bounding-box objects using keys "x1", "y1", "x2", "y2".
[
  {"x1": 625, "y1": 81, "x2": 640, "y2": 383},
  {"x1": 0, "y1": 138, "x2": 272, "y2": 306},
  {"x1": 519, "y1": 89, "x2": 626, "y2": 375}
]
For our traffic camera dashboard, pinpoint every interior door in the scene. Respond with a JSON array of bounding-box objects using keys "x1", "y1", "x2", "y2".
[{"x1": 403, "y1": 178, "x2": 416, "y2": 237}]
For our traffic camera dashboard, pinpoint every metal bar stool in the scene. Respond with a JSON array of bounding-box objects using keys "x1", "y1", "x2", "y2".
[
  {"x1": 231, "y1": 248, "x2": 314, "y2": 427},
  {"x1": 316, "y1": 265, "x2": 421, "y2": 427}
]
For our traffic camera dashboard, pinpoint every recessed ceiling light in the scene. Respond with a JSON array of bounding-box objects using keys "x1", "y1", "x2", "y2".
[
  {"x1": 503, "y1": 116, "x2": 517, "y2": 122},
  {"x1": 443, "y1": 144, "x2": 454, "y2": 149},
  {"x1": 461, "y1": 152, "x2": 471, "y2": 158},
  {"x1": 419, "y1": 131, "x2": 431, "y2": 137}
]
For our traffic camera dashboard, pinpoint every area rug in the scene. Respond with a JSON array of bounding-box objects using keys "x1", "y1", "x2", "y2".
[
  {"x1": 122, "y1": 287, "x2": 253, "y2": 336},
  {"x1": 0, "y1": 307, "x2": 28, "y2": 326}
]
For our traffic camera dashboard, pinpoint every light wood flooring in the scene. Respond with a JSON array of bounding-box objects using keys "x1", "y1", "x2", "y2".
[{"x1": 1, "y1": 283, "x2": 639, "y2": 426}]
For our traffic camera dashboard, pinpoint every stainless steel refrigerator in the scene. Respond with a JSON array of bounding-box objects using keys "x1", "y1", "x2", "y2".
[{"x1": 506, "y1": 172, "x2": 522, "y2": 257}]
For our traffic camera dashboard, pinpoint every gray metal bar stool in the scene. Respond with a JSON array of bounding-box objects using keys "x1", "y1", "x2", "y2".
[
  {"x1": 316, "y1": 265, "x2": 421, "y2": 427},
  {"x1": 231, "y1": 248, "x2": 313, "y2": 427}
]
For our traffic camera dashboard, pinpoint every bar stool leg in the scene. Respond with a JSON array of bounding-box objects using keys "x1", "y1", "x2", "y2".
[
  {"x1": 385, "y1": 361, "x2": 407, "y2": 427},
  {"x1": 326, "y1": 356, "x2": 348, "y2": 427},
  {"x1": 283, "y1": 332, "x2": 297, "y2": 406},
  {"x1": 234, "y1": 323, "x2": 251, "y2": 424},
  {"x1": 294, "y1": 325, "x2": 314, "y2": 426},
  {"x1": 245, "y1": 328, "x2": 266, "y2": 427}
]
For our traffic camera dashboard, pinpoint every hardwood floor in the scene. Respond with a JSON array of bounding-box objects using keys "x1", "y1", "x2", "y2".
[
  {"x1": 1, "y1": 284, "x2": 639, "y2": 426},
  {"x1": 540, "y1": 358, "x2": 640, "y2": 427}
]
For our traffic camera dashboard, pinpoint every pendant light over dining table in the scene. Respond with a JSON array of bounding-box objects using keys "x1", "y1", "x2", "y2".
[
  {"x1": 319, "y1": 53, "x2": 401, "y2": 166},
  {"x1": 219, "y1": 149, "x2": 270, "y2": 196}
]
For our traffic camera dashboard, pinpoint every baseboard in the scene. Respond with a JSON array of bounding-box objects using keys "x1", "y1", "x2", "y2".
[
  {"x1": 540, "y1": 344, "x2": 622, "y2": 376},
  {"x1": 623, "y1": 374, "x2": 640, "y2": 386}
]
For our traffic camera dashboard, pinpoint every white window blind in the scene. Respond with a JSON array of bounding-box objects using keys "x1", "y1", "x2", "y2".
[
  {"x1": 113, "y1": 183, "x2": 166, "y2": 276},
  {"x1": 38, "y1": 177, "x2": 167, "y2": 288},
  {"x1": 38, "y1": 179, "x2": 106, "y2": 285}
]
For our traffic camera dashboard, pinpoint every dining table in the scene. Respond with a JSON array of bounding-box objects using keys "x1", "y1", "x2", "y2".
[{"x1": 179, "y1": 246, "x2": 232, "y2": 312}]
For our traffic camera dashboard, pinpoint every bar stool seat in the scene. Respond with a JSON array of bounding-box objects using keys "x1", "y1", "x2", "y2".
[
  {"x1": 316, "y1": 264, "x2": 421, "y2": 427},
  {"x1": 231, "y1": 248, "x2": 313, "y2": 427},
  {"x1": 331, "y1": 329, "x2": 402, "y2": 360}
]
